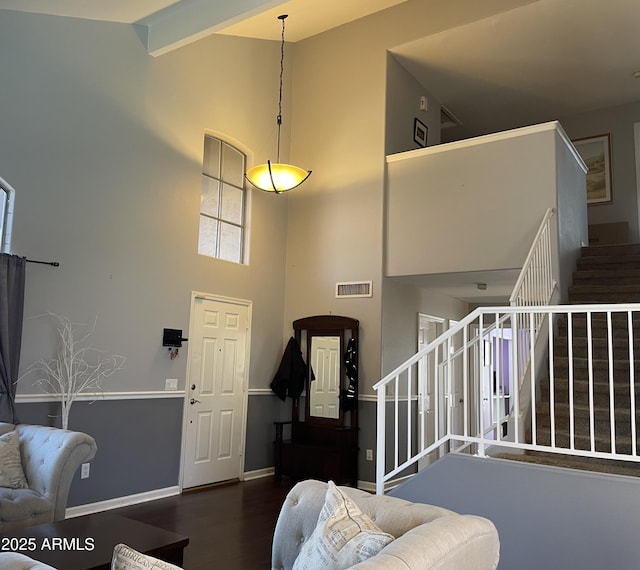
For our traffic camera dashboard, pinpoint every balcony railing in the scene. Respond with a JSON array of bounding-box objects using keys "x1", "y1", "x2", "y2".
[
  {"x1": 374, "y1": 304, "x2": 640, "y2": 494},
  {"x1": 374, "y1": 208, "x2": 639, "y2": 494}
]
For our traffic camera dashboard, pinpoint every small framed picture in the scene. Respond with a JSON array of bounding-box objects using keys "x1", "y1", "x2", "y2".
[
  {"x1": 572, "y1": 134, "x2": 613, "y2": 205},
  {"x1": 414, "y1": 118, "x2": 428, "y2": 148}
]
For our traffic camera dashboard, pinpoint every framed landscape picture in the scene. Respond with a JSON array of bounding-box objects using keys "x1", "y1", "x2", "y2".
[{"x1": 573, "y1": 134, "x2": 612, "y2": 205}]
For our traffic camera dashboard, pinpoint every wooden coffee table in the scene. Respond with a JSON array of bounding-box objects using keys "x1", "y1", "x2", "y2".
[{"x1": 0, "y1": 512, "x2": 189, "y2": 569}]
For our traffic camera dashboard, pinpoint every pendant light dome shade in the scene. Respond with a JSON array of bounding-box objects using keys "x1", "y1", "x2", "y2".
[
  {"x1": 245, "y1": 161, "x2": 311, "y2": 193},
  {"x1": 245, "y1": 15, "x2": 311, "y2": 194}
]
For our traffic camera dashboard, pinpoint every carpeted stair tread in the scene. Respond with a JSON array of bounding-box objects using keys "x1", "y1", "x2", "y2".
[
  {"x1": 554, "y1": 336, "x2": 640, "y2": 359},
  {"x1": 557, "y1": 313, "x2": 640, "y2": 326},
  {"x1": 580, "y1": 244, "x2": 640, "y2": 257},
  {"x1": 576, "y1": 258, "x2": 640, "y2": 272},
  {"x1": 569, "y1": 284, "x2": 640, "y2": 294},
  {"x1": 492, "y1": 243, "x2": 640, "y2": 477},
  {"x1": 573, "y1": 269, "x2": 640, "y2": 284},
  {"x1": 534, "y1": 406, "x2": 640, "y2": 437},
  {"x1": 553, "y1": 356, "x2": 640, "y2": 378},
  {"x1": 568, "y1": 282, "x2": 640, "y2": 303},
  {"x1": 532, "y1": 428, "x2": 638, "y2": 454},
  {"x1": 540, "y1": 380, "x2": 640, "y2": 407}
]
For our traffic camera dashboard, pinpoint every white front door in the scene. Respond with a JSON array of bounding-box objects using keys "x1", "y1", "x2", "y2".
[{"x1": 182, "y1": 294, "x2": 250, "y2": 489}]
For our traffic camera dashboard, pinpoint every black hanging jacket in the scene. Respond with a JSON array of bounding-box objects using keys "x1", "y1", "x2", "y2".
[{"x1": 270, "y1": 337, "x2": 308, "y2": 401}]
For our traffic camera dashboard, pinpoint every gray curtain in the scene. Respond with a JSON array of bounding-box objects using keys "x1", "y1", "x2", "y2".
[{"x1": 0, "y1": 254, "x2": 25, "y2": 423}]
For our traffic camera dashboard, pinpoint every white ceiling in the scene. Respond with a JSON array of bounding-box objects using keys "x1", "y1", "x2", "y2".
[
  {"x1": 215, "y1": 0, "x2": 409, "y2": 42},
  {"x1": 3, "y1": 0, "x2": 637, "y2": 130},
  {"x1": 2, "y1": 0, "x2": 639, "y2": 302},
  {"x1": 391, "y1": 0, "x2": 640, "y2": 140},
  {"x1": 0, "y1": 0, "x2": 408, "y2": 42},
  {"x1": 0, "y1": 0, "x2": 181, "y2": 23}
]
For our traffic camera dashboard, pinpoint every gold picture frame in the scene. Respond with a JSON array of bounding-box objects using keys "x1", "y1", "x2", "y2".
[{"x1": 573, "y1": 134, "x2": 613, "y2": 205}]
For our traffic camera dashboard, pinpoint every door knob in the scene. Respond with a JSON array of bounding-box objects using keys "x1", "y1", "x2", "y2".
[
  {"x1": 190, "y1": 398, "x2": 202, "y2": 405},
  {"x1": 191, "y1": 384, "x2": 196, "y2": 390}
]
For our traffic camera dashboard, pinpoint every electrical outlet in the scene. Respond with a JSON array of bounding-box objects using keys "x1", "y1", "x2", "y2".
[
  {"x1": 165, "y1": 378, "x2": 178, "y2": 391},
  {"x1": 81, "y1": 463, "x2": 90, "y2": 479},
  {"x1": 366, "y1": 449, "x2": 374, "y2": 461}
]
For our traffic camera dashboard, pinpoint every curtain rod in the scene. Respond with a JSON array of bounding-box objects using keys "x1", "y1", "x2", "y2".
[{"x1": 26, "y1": 259, "x2": 59, "y2": 267}]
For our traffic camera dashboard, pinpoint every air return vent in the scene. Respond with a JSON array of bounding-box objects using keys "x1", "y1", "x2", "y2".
[{"x1": 336, "y1": 281, "x2": 372, "y2": 298}]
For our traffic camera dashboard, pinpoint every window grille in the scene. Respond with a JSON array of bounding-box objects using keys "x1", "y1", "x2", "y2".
[
  {"x1": 198, "y1": 135, "x2": 247, "y2": 264},
  {"x1": 0, "y1": 176, "x2": 15, "y2": 253}
]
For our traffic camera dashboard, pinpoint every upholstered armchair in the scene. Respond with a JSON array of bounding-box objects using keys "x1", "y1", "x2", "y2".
[
  {"x1": 0, "y1": 422, "x2": 97, "y2": 531},
  {"x1": 272, "y1": 479, "x2": 500, "y2": 570},
  {"x1": 0, "y1": 552, "x2": 57, "y2": 569}
]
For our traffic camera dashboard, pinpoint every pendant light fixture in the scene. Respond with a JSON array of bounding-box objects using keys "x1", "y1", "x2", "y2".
[{"x1": 245, "y1": 14, "x2": 311, "y2": 194}]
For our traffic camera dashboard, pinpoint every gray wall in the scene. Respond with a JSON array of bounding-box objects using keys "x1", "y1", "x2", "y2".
[
  {"x1": 381, "y1": 279, "x2": 468, "y2": 377},
  {"x1": 283, "y1": 0, "x2": 539, "y2": 399},
  {"x1": 16, "y1": 399, "x2": 183, "y2": 507},
  {"x1": 1, "y1": 11, "x2": 291, "y2": 503},
  {"x1": 559, "y1": 100, "x2": 640, "y2": 242},
  {"x1": 385, "y1": 53, "x2": 442, "y2": 155},
  {"x1": 554, "y1": 128, "x2": 589, "y2": 302},
  {"x1": 5, "y1": 0, "x2": 638, "y2": 506},
  {"x1": 7, "y1": 13, "x2": 289, "y2": 397},
  {"x1": 385, "y1": 124, "x2": 570, "y2": 278},
  {"x1": 244, "y1": 393, "x2": 291, "y2": 473}
]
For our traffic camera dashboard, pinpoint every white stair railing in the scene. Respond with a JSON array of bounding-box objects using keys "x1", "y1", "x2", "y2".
[
  {"x1": 375, "y1": 304, "x2": 640, "y2": 494},
  {"x1": 374, "y1": 210, "x2": 640, "y2": 494},
  {"x1": 509, "y1": 208, "x2": 556, "y2": 309}
]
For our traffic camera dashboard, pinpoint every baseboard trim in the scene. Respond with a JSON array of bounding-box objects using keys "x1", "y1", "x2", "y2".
[
  {"x1": 357, "y1": 473, "x2": 415, "y2": 493},
  {"x1": 243, "y1": 467, "x2": 274, "y2": 481},
  {"x1": 65, "y1": 486, "x2": 181, "y2": 518}
]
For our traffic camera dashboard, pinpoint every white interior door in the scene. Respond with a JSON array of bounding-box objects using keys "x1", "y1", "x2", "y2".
[
  {"x1": 481, "y1": 339, "x2": 494, "y2": 440},
  {"x1": 182, "y1": 295, "x2": 250, "y2": 489},
  {"x1": 447, "y1": 320, "x2": 464, "y2": 442}
]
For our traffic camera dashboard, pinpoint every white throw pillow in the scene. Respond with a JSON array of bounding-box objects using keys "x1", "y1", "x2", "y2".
[
  {"x1": 111, "y1": 543, "x2": 182, "y2": 570},
  {"x1": 0, "y1": 430, "x2": 28, "y2": 489},
  {"x1": 293, "y1": 481, "x2": 394, "y2": 570}
]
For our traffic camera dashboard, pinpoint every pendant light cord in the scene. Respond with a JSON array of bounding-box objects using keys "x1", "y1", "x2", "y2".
[{"x1": 276, "y1": 14, "x2": 287, "y2": 164}]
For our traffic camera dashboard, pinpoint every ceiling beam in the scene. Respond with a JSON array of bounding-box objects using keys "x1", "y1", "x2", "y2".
[{"x1": 138, "y1": 0, "x2": 286, "y2": 57}]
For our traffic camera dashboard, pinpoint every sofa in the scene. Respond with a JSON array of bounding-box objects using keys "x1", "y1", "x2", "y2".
[
  {"x1": 272, "y1": 479, "x2": 500, "y2": 569},
  {"x1": 0, "y1": 422, "x2": 97, "y2": 531}
]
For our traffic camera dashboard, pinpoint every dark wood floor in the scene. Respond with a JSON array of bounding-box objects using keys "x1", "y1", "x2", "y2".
[{"x1": 111, "y1": 477, "x2": 293, "y2": 569}]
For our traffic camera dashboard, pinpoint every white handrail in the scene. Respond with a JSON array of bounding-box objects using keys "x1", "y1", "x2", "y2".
[
  {"x1": 375, "y1": 304, "x2": 640, "y2": 494},
  {"x1": 374, "y1": 206, "x2": 639, "y2": 495},
  {"x1": 510, "y1": 207, "x2": 556, "y2": 307}
]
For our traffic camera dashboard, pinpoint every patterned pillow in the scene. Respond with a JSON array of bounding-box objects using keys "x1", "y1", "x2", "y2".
[
  {"x1": 293, "y1": 481, "x2": 394, "y2": 570},
  {"x1": 111, "y1": 543, "x2": 183, "y2": 570},
  {"x1": 0, "y1": 430, "x2": 28, "y2": 489}
]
